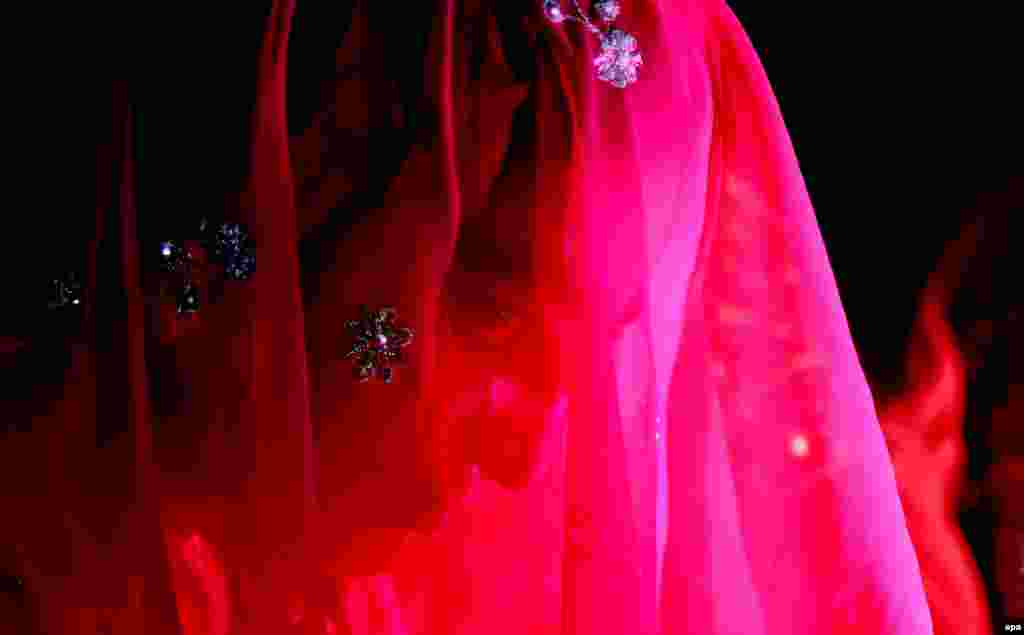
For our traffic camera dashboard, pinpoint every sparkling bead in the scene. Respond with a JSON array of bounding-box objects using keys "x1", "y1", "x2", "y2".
[
  {"x1": 48, "y1": 273, "x2": 83, "y2": 309},
  {"x1": 594, "y1": 0, "x2": 621, "y2": 21},
  {"x1": 176, "y1": 283, "x2": 200, "y2": 314},
  {"x1": 543, "y1": 0, "x2": 566, "y2": 23},
  {"x1": 789, "y1": 433, "x2": 810, "y2": 458},
  {"x1": 158, "y1": 240, "x2": 186, "y2": 273}
]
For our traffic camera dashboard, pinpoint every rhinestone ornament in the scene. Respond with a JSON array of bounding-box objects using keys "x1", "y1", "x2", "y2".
[
  {"x1": 210, "y1": 222, "x2": 256, "y2": 281},
  {"x1": 595, "y1": 28, "x2": 643, "y2": 88},
  {"x1": 543, "y1": 0, "x2": 566, "y2": 23},
  {"x1": 157, "y1": 218, "x2": 256, "y2": 319},
  {"x1": 48, "y1": 272, "x2": 83, "y2": 309},
  {"x1": 177, "y1": 283, "x2": 201, "y2": 314},
  {"x1": 158, "y1": 240, "x2": 188, "y2": 273},
  {"x1": 542, "y1": 0, "x2": 642, "y2": 88},
  {"x1": 344, "y1": 306, "x2": 415, "y2": 384}
]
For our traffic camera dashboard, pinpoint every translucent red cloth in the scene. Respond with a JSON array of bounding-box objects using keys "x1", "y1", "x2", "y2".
[
  {"x1": 877, "y1": 216, "x2": 993, "y2": 635},
  {"x1": 1, "y1": 0, "x2": 934, "y2": 633},
  {"x1": 290, "y1": 0, "x2": 934, "y2": 632}
]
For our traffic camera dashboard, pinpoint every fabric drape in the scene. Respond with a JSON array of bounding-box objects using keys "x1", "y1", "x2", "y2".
[{"x1": 1, "y1": 1, "x2": 933, "y2": 633}]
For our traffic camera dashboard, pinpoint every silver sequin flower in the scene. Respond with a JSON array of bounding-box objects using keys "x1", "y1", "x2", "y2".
[{"x1": 594, "y1": 28, "x2": 643, "y2": 88}]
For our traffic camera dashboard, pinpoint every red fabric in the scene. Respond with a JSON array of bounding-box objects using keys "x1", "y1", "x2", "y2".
[
  {"x1": 3, "y1": 84, "x2": 180, "y2": 633},
  {"x1": 877, "y1": 216, "x2": 993, "y2": 635},
  {"x1": 2, "y1": 1, "x2": 934, "y2": 633}
]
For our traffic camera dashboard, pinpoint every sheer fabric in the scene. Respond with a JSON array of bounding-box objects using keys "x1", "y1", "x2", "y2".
[
  {"x1": 1, "y1": 0, "x2": 933, "y2": 633},
  {"x1": 290, "y1": 0, "x2": 933, "y2": 632},
  {"x1": 877, "y1": 215, "x2": 995, "y2": 635}
]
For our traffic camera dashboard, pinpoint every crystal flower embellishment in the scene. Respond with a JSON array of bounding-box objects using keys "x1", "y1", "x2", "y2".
[
  {"x1": 344, "y1": 306, "x2": 415, "y2": 384},
  {"x1": 543, "y1": 0, "x2": 642, "y2": 89},
  {"x1": 595, "y1": 29, "x2": 643, "y2": 88},
  {"x1": 156, "y1": 218, "x2": 256, "y2": 317}
]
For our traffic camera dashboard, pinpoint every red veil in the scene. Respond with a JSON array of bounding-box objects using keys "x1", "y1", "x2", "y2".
[
  {"x1": 2, "y1": 0, "x2": 933, "y2": 633},
  {"x1": 286, "y1": 0, "x2": 933, "y2": 631}
]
